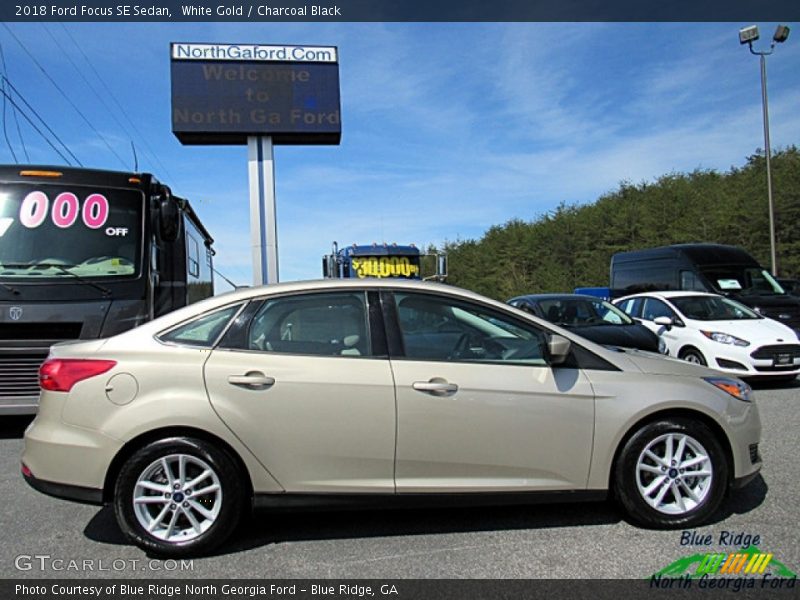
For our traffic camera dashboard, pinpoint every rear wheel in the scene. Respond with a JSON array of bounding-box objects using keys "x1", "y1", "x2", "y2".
[
  {"x1": 680, "y1": 347, "x2": 707, "y2": 366},
  {"x1": 114, "y1": 437, "x2": 244, "y2": 557},
  {"x1": 614, "y1": 418, "x2": 728, "y2": 528}
]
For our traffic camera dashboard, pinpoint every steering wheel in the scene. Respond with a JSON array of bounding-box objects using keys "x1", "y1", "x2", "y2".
[
  {"x1": 481, "y1": 337, "x2": 507, "y2": 358},
  {"x1": 448, "y1": 333, "x2": 474, "y2": 360}
]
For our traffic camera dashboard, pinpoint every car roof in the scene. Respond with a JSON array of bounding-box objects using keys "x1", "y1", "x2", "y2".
[
  {"x1": 615, "y1": 291, "x2": 721, "y2": 301},
  {"x1": 133, "y1": 279, "x2": 519, "y2": 335},
  {"x1": 509, "y1": 293, "x2": 606, "y2": 303},
  {"x1": 100, "y1": 277, "x2": 646, "y2": 375}
]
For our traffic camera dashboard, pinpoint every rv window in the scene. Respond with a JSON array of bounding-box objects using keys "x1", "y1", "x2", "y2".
[{"x1": 187, "y1": 234, "x2": 200, "y2": 278}]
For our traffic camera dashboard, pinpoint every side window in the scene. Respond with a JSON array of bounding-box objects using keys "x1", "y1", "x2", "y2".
[
  {"x1": 247, "y1": 292, "x2": 370, "y2": 357},
  {"x1": 187, "y1": 234, "x2": 200, "y2": 278},
  {"x1": 517, "y1": 302, "x2": 537, "y2": 316},
  {"x1": 158, "y1": 304, "x2": 241, "y2": 347},
  {"x1": 641, "y1": 298, "x2": 675, "y2": 321},
  {"x1": 617, "y1": 298, "x2": 643, "y2": 318},
  {"x1": 393, "y1": 293, "x2": 547, "y2": 365}
]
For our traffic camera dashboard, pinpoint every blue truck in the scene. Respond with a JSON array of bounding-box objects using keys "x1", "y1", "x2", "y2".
[{"x1": 322, "y1": 242, "x2": 446, "y2": 281}]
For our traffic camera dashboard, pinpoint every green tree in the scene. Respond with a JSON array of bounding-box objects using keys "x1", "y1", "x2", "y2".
[{"x1": 443, "y1": 147, "x2": 800, "y2": 299}]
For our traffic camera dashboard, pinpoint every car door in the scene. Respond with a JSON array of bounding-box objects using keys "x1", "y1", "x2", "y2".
[
  {"x1": 385, "y1": 291, "x2": 595, "y2": 492},
  {"x1": 203, "y1": 290, "x2": 397, "y2": 492},
  {"x1": 638, "y1": 297, "x2": 683, "y2": 355}
]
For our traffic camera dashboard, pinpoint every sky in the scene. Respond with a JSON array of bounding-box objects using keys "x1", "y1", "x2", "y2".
[{"x1": 0, "y1": 22, "x2": 798, "y2": 289}]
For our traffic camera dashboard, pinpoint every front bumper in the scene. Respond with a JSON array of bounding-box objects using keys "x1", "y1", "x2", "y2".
[
  {"x1": 711, "y1": 348, "x2": 800, "y2": 378},
  {"x1": 727, "y1": 401, "x2": 763, "y2": 483}
]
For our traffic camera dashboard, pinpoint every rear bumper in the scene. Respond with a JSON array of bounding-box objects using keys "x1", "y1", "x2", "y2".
[
  {"x1": 22, "y1": 393, "x2": 123, "y2": 493},
  {"x1": 22, "y1": 466, "x2": 103, "y2": 505}
]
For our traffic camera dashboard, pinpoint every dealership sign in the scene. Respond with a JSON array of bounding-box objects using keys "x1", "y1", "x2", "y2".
[{"x1": 170, "y1": 42, "x2": 341, "y2": 145}]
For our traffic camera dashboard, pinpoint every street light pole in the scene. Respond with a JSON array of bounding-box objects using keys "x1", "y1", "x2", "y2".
[
  {"x1": 739, "y1": 24, "x2": 790, "y2": 277},
  {"x1": 758, "y1": 52, "x2": 777, "y2": 277}
]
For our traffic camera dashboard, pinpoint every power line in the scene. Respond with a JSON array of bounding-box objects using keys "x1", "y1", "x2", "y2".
[
  {"x1": 2, "y1": 76, "x2": 82, "y2": 166},
  {"x1": 12, "y1": 89, "x2": 29, "y2": 162},
  {"x1": 0, "y1": 41, "x2": 19, "y2": 162},
  {"x1": 2, "y1": 22, "x2": 128, "y2": 169},
  {"x1": 0, "y1": 86, "x2": 76, "y2": 165},
  {"x1": 0, "y1": 41, "x2": 30, "y2": 162},
  {"x1": 1, "y1": 82, "x2": 19, "y2": 163},
  {"x1": 42, "y1": 24, "x2": 138, "y2": 169},
  {"x1": 57, "y1": 23, "x2": 174, "y2": 179}
]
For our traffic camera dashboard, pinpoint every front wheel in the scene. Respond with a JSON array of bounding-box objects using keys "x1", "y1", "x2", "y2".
[
  {"x1": 680, "y1": 348, "x2": 707, "y2": 366},
  {"x1": 114, "y1": 437, "x2": 244, "y2": 557},
  {"x1": 614, "y1": 418, "x2": 728, "y2": 528}
]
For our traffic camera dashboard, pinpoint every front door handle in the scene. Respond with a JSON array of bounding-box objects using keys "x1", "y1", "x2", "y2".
[
  {"x1": 228, "y1": 372, "x2": 275, "y2": 389},
  {"x1": 412, "y1": 379, "x2": 458, "y2": 396}
]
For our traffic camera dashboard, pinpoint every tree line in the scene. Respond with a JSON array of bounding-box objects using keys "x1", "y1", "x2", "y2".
[{"x1": 442, "y1": 147, "x2": 800, "y2": 300}]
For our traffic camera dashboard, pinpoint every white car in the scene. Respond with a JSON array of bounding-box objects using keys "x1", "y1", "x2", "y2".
[{"x1": 615, "y1": 291, "x2": 800, "y2": 381}]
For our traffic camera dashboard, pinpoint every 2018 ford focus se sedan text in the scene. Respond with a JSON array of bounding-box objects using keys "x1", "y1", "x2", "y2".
[{"x1": 22, "y1": 280, "x2": 762, "y2": 556}]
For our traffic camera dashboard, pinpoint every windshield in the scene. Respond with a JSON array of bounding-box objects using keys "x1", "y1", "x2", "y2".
[
  {"x1": 700, "y1": 266, "x2": 785, "y2": 295},
  {"x1": 670, "y1": 295, "x2": 761, "y2": 321},
  {"x1": 0, "y1": 183, "x2": 142, "y2": 279},
  {"x1": 538, "y1": 297, "x2": 635, "y2": 326}
]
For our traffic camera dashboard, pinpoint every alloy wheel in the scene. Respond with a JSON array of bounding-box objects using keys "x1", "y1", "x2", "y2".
[
  {"x1": 635, "y1": 433, "x2": 713, "y2": 515},
  {"x1": 132, "y1": 453, "x2": 222, "y2": 542}
]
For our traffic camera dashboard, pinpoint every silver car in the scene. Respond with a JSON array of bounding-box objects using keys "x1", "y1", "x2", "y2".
[{"x1": 22, "y1": 280, "x2": 762, "y2": 556}]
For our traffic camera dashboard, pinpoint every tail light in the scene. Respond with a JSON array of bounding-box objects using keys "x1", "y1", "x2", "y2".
[{"x1": 39, "y1": 359, "x2": 116, "y2": 392}]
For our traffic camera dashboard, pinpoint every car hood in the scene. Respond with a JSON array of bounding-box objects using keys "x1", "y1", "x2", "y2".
[
  {"x1": 565, "y1": 323, "x2": 659, "y2": 352},
  {"x1": 686, "y1": 317, "x2": 796, "y2": 343},
  {"x1": 614, "y1": 348, "x2": 723, "y2": 378},
  {"x1": 730, "y1": 293, "x2": 800, "y2": 330}
]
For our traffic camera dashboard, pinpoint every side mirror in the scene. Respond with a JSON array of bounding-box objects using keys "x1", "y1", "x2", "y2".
[
  {"x1": 157, "y1": 186, "x2": 180, "y2": 243},
  {"x1": 654, "y1": 316, "x2": 673, "y2": 331},
  {"x1": 548, "y1": 334, "x2": 571, "y2": 366}
]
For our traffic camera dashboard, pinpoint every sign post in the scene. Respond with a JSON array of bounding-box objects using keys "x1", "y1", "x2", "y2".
[
  {"x1": 248, "y1": 135, "x2": 279, "y2": 284},
  {"x1": 170, "y1": 42, "x2": 341, "y2": 285}
]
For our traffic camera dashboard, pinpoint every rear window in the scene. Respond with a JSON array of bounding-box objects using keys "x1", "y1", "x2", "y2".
[{"x1": 158, "y1": 304, "x2": 242, "y2": 347}]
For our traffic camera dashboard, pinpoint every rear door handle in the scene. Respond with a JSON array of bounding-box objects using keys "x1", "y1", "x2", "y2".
[
  {"x1": 412, "y1": 380, "x2": 458, "y2": 396},
  {"x1": 228, "y1": 372, "x2": 275, "y2": 389}
]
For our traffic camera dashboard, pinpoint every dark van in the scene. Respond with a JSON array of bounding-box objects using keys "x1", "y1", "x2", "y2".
[{"x1": 610, "y1": 244, "x2": 800, "y2": 333}]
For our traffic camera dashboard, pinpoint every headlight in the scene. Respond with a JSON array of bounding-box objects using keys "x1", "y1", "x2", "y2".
[
  {"x1": 704, "y1": 377, "x2": 753, "y2": 402},
  {"x1": 700, "y1": 331, "x2": 750, "y2": 347}
]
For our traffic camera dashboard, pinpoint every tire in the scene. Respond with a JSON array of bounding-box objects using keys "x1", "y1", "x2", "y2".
[
  {"x1": 680, "y1": 347, "x2": 707, "y2": 366},
  {"x1": 614, "y1": 418, "x2": 728, "y2": 528},
  {"x1": 114, "y1": 437, "x2": 244, "y2": 557}
]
